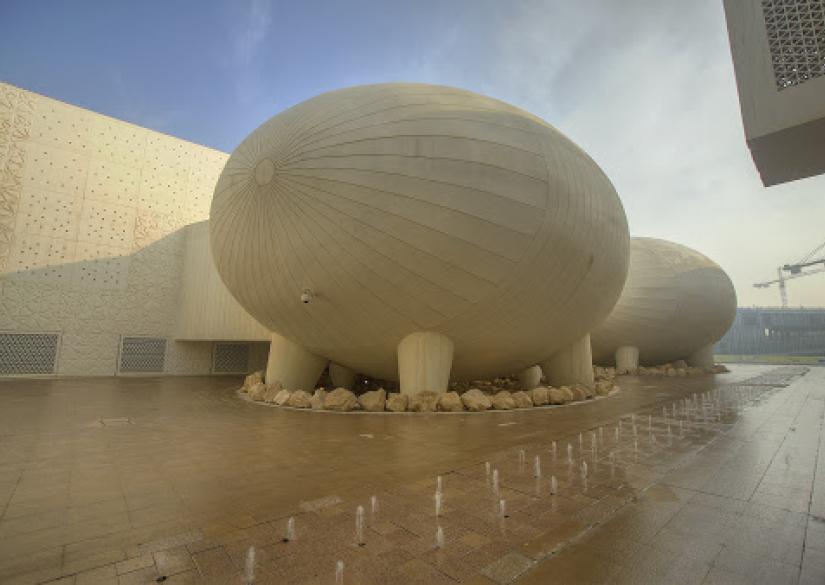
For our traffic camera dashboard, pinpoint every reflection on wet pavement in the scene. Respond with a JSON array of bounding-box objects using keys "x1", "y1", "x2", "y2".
[{"x1": 0, "y1": 365, "x2": 822, "y2": 584}]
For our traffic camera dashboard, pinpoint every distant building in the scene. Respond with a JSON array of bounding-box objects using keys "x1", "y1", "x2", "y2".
[
  {"x1": 715, "y1": 307, "x2": 825, "y2": 355},
  {"x1": 723, "y1": 0, "x2": 825, "y2": 186}
]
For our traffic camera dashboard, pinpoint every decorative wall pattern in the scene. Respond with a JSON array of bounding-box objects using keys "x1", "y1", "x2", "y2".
[
  {"x1": 0, "y1": 81, "x2": 243, "y2": 376},
  {"x1": 763, "y1": 0, "x2": 825, "y2": 90}
]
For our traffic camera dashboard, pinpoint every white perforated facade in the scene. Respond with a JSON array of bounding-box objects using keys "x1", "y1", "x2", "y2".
[{"x1": 0, "y1": 82, "x2": 268, "y2": 376}]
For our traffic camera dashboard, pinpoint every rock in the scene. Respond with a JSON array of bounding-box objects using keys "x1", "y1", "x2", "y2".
[
  {"x1": 672, "y1": 360, "x2": 688, "y2": 369},
  {"x1": 243, "y1": 370, "x2": 264, "y2": 390},
  {"x1": 595, "y1": 380, "x2": 613, "y2": 396},
  {"x1": 273, "y1": 389, "x2": 293, "y2": 406},
  {"x1": 358, "y1": 388, "x2": 387, "y2": 412},
  {"x1": 577, "y1": 384, "x2": 595, "y2": 399},
  {"x1": 461, "y1": 388, "x2": 492, "y2": 411},
  {"x1": 287, "y1": 390, "x2": 312, "y2": 408},
  {"x1": 438, "y1": 392, "x2": 464, "y2": 412},
  {"x1": 710, "y1": 364, "x2": 730, "y2": 374},
  {"x1": 310, "y1": 389, "x2": 326, "y2": 410},
  {"x1": 512, "y1": 391, "x2": 533, "y2": 408},
  {"x1": 386, "y1": 393, "x2": 409, "y2": 412},
  {"x1": 570, "y1": 386, "x2": 587, "y2": 401},
  {"x1": 410, "y1": 391, "x2": 439, "y2": 412},
  {"x1": 324, "y1": 388, "x2": 358, "y2": 411},
  {"x1": 492, "y1": 391, "x2": 516, "y2": 410},
  {"x1": 263, "y1": 381, "x2": 283, "y2": 402},
  {"x1": 529, "y1": 386, "x2": 550, "y2": 406},
  {"x1": 248, "y1": 382, "x2": 267, "y2": 401},
  {"x1": 548, "y1": 387, "x2": 568, "y2": 404}
]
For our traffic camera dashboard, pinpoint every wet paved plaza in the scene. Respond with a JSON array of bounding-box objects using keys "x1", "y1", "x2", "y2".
[{"x1": 0, "y1": 365, "x2": 823, "y2": 584}]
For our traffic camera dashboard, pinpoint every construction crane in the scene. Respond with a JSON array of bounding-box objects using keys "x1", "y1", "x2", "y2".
[{"x1": 754, "y1": 239, "x2": 825, "y2": 308}]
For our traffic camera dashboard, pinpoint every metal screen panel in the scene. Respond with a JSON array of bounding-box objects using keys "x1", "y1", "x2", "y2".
[
  {"x1": 119, "y1": 336, "x2": 166, "y2": 373},
  {"x1": 762, "y1": 0, "x2": 825, "y2": 90},
  {"x1": 0, "y1": 333, "x2": 59, "y2": 375},
  {"x1": 213, "y1": 342, "x2": 250, "y2": 374}
]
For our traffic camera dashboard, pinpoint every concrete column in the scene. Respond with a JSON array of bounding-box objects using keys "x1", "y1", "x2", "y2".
[
  {"x1": 686, "y1": 344, "x2": 715, "y2": 368},
  {"x1": 265, "y1": 332, "x2": 327, "y2": 391},
  {"x1": 329, "y1": 362, "x2": 356, "y2": 389},
  {"x1": 397, "y1": 331, "x2": 454, "y2": 396},
  {"x1": 519, "y1": 365, "x2": 542, "y2": 390},
  {"x1": 541, "y1": 334, "x2": 594, "y2": 389},
  {"x1": 615, "y1": 345, "x2": 640, "y2": 373}
]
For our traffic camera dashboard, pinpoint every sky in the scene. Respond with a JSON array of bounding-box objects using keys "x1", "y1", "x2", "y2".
[{"x1": 1, "y1": 0, "x2": 823, "y2": 307}]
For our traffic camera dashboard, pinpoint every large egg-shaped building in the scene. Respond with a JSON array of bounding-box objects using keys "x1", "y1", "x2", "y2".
[
  {"x1": 590, "y1": 237, "x2": 736, "y2": 370},
  {"x1": 210, "y1": 83, "x2": 629, "y2": 393}
]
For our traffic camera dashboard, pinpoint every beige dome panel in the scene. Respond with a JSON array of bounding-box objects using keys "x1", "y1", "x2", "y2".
[
  {"x1": 210, "y1": 83, "x2": 629, "y2": 382},
  {"x1": 590, "y1": 237, "x2": 737, "y2": 367}
]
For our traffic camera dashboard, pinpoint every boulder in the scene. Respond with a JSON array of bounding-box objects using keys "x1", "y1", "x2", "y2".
[
  {"x1": 512, "y1": 391, "x2": 534, "y2": 408},
  {"x1": 410, "y1": 391, "x2": 439, "y2": 412},
  {"x1": 310, "y1": 389, "x2": 326, "y2": 410},
  {"x1": 243, "y1": 370, "x2": 264, "y2": 390},
  {"x1": 386, "y1": 393, "x2": 409, "y2": 412},
  {"x1": 263, "y1": 382, "x2": 283, "y2": 402},
  {"x1": 710, "y1": 364, "x2": 730, "y2": 374},
  {"x1": 547, "y1": 387, "x2": 567, "y2": 405},
  {"x1": 273, "y1": 389, "x2": 293, "y2": 406},
  {"x1": 672, "y1": 360, "x2": 688, "y2": 369},
  {"x1": 324, "y1": 388, "x2": 358, "y2": 411},
  {"x1": 559, "y1": 386, "x2": 575, "y2": 402},
  {"x1": 461, "y1": 388, "x2": 492, "y2": 411},
  {"x1": 570, "y1": 386, "x2": 587, "y2": 402},
  {"x1": 492, "y1": 391, "x2": 515, "y2": 410},
  {"x1": 529, "y1": 386, "x2": 550, "y2": 406},
  {"x1": 358, "y1": 388, "x2": 387, "y2": 412},
  {"x1": 577, "y1": 384, "x2": 595, "y2": 399},
  {"x1": 287, "y1": 390, "x2": 312, "y2": 408},
  {"x1": 248, "y1": 382, "x2": 267, "y2": 401},
  {"x1": 438, "y1": 392, "x2": 464, "y2": 412},
  {"x1": 595, "y1": 380, "x2": 613, "y2": 396}
]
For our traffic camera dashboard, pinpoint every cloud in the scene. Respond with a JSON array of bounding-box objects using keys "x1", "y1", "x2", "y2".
[
  {"x1": 232, "y1": 0, "x2": 273, "y2": 67},
  {"x1": 467, "y1": 0, "x2": 825, "y2": 307},
  {"x1": 229, "y1": 0, "x2": 273, "y2": 106}
]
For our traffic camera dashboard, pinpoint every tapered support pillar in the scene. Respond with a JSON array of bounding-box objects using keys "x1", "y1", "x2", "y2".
[
  {"x1": 329, "y1": 362, "x2": 356, "y2": 390},
  {"x1": 615, "y1": 345, "x2": 640, "y2": 373},
  {"x1": 519, "y1": 365, "x2": 542, "y2": 390},
  {"x1": 686, "y1": 344, "x2": 715, "y2": 368},
  {"x1": 397, "y1": 331, "x2": 454, "y2": 396},
  {"x1": 265, "y1": 332, "x2": 327, "y2": 391},
  {"x1": 541, "y1": 334, "x2": 594, "y2": 389}
]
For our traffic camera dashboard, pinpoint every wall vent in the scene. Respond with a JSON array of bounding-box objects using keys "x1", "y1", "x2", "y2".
[
  {"x1": 0, "y1": 332, "x2": 59, "y2": 375},
  {"x1": 119, "y1": 336, "x2": 166, "y2": 373},
  {"x1": 762, "y1": 0, "x2": 825, "y2": 90},
  {"x1": 213, "y1": 342, "x2": 250, "y2": 374}
]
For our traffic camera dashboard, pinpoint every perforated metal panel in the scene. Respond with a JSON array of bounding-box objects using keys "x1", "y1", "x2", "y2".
[
  {"x1": 212, "y1": 342, "x2": 250, "y2": 374},
  {"x1": 119, "y1": 336, "x2": 166, "y2": 373},
  {"x1": 0, "y1": 332, "x2": 59, "y2": 375},
  {"x1": 763, "y1": 0, "x2": 825, "y2": 90}
]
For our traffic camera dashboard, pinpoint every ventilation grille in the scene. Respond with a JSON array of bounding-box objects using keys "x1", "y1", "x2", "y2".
[
  {"x1": 0, "y1": 333, "x2": 59, "y2": 375},
  {"x1": 763, "y1": 0, "x2": 825, "y2": 90},
  {"x1": 119, "y1": 336, "x2": 166, "y2": 373},
  {"x1": 213, "y1": 342, "x2": 250, "y2": 374}
]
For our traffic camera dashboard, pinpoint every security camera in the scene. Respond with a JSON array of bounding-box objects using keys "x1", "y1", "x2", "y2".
[{"x1": 300, "y1": 289, "x2": 313, "y2": 304}]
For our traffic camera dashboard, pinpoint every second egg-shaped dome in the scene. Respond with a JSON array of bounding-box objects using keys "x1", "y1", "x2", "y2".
[
  {"x1": 590, "y1": 237, "x2": 737, "y2": 366},
  {"x1": 210, "y1": 83, "x2": 629, "y2": 380}
]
